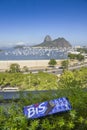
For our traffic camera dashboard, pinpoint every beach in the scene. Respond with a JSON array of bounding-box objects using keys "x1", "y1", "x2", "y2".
[{"x1": 0, "y1": 60, "x2": 62, "y2": 71}]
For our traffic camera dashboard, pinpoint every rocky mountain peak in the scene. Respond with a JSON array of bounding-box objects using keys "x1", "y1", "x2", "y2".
[
  {"x1": 33, "y1": 35, "x2": 72, "y2": 48},
  {"x1": 44, "y1": 35, "x2": 52, "y2": 42}
]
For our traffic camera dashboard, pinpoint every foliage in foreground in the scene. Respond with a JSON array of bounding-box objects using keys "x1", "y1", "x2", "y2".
[
  {"x1": 58, "y1": 67, "x2": 87, "y2": 88},
  {"x1": 0, "y1": 72, "x2": 58, "y2": 90},
  {"x1": 0, "y1": 88, "x2": 87, "y2": 130},
  {"x1": 0, "y1": 67, "x2": 87, "y2": 129},
  {"x1": 0, "y1": 67, "x2": 87, "y2": 90}
]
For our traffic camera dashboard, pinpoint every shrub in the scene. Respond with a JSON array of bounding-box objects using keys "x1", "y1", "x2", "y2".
[{"x1": 0, "y1": 88, "x2": 87, "y2": 130}]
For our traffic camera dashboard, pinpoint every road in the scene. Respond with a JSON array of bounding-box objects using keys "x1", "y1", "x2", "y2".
[
  {"x1": 45, "y1": 63, "x2": 87, "y2": 75},
  {"x1": 69, "y1": 63, "x2": 87, "y2": 70},
  {"x1": 20, "y1": 62, "x2": 87, "y2": 75}
]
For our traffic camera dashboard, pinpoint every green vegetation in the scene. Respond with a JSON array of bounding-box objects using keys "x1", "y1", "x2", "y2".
[
  {"x1": 77, "y1": 48, "x2": 87, "y2": 53},
  {"x1": 22, "y1": 66, "x2": 29, "y2": 72},
  {"x1": 0, "y1": 87, "x2": 87, "y2": 130},
  {"x1": 0, "y1": 67, "x2": 87, "y2": 129},
  {"x1": 48, "y1": 59, "x2": 57, "y2": 67},
  {"x1": 0, "y1": 72, "x2": 58, "y2": 90},
  {"x1": 68, "y1": 53, "x2": 84, "y2": 61},
  {"x1": 61, "y1": 60, "x2": 69, "y2": 70},
  {"x1": 9, "y1": 63, "x2": 21, "y2": 73},
  {"x1": 0, "y1": 66, "x2": 87, "y2": 90},
  {"x1": 58, "y1": 68, "x2": 87, "y2": 88}
]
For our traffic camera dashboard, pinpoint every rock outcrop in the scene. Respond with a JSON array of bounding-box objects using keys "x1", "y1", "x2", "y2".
[{"x1": 34, "y1": 35, "x2": 72, "y2": 48}]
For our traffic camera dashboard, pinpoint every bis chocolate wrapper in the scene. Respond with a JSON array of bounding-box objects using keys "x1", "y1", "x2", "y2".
[{"x1": 23, "y1": 97, "x2": 72, "y2": 119}]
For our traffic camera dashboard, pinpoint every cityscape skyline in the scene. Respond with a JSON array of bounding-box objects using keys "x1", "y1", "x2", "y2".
[{"x1": 0, "y1": 0, "x2": 87, "y2": 47}]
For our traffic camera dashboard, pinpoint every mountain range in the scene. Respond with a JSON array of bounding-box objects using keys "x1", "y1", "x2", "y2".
[{"x1": 33, "y1": 35, "x2": 72, "y2": 48}]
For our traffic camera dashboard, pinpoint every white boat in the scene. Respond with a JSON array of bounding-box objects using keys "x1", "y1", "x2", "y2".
[{"x1": 2, "y1": 87, "x2": 19, "y2": 91}]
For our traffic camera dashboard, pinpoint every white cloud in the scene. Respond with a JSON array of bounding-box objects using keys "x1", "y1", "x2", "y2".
[
  {"x1": 0, "y1": 41, "x2": 26, "y2": 48},
  {"x1": 15, "y1": 41, "x2": 25, "y2": 46}
]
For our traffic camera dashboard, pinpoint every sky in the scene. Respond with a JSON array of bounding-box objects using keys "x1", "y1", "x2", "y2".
[{"x1": 0, "y1": 0, "x2": 87, "y2": 47}]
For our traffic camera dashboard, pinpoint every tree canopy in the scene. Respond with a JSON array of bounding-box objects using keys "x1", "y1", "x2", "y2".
[
  {"x1": 68, "y1": 53, "x2": 84, "y2": 61},
  {"x1": 9, "y1": 63, "x2": 21, "y2": 73},
  {"x1": 61, "y1": 60, "x2": 69, "y2": 70},
  {"x1": 48, "y1": 59, "x2": 57, "y2": 66}
]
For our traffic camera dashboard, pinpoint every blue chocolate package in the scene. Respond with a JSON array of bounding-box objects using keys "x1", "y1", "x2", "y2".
[{"x1": 23, "y1": 97, "x2": 72, "y2": 119}]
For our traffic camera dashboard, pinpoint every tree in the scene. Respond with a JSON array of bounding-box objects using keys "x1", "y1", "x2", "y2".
[
  {"x1": 61, "y1": 60, "x2": 69, "y2": 70},
  {"x1": 68, "y1": 53, "x2": 84, "y2": 61},
  {"x1": 22, "y1": 66, "x2": 29, "y2": 72},
  {"x1": 68, "y1": 53, "x2": 76, "y2": 60},
  {"x1": 76, "y1": 54, "x2": 84, "y2": 61},
  {"x1": 9, "y1": 63, "x2": 21, "y2": 73},
  {"x1": 48, "y1": 59, "x2": 57, "y2": 67}
]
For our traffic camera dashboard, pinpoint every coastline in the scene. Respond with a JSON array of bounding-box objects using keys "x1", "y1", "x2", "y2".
[{"x1": 0, "y1": 60, "x2": 62, "y2": 71}]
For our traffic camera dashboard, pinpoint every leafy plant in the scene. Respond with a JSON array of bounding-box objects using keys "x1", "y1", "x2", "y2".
[
  {"x1": 48, "y1": 59, "x2": 57, "y2": 66},
  {"x1": 9, "y1": 63, "x2": 21, "y2": 73}
]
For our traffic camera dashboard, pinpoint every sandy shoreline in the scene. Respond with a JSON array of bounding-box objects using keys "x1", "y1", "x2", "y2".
[{"x1": 0, "y1": 60, "x2": 62, "y2": 71}]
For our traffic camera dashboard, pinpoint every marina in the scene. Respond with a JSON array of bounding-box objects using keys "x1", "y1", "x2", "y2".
[{"x1": 0, "y1": 47, "x2": 68, "y2": 60}]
